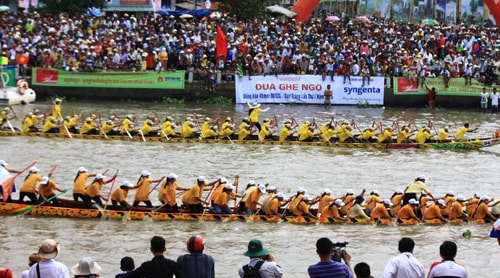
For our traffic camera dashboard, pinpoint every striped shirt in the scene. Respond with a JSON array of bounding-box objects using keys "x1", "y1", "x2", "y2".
[
  {"x1": 308, "y1": 260, "x2": 352, "y2": 278},
  {"x1": 176, "y1": 253, "x2": 215, "y2": 278}
]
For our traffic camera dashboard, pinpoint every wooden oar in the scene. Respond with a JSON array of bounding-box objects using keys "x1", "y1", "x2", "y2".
[
  {"x1": 139, "y1": 130, "x2": 146, "y2": 142},
  {"x1": 103, "y1": 171, "x2": 119, "y2": 211},
  {"x1": 153, "y1": 112, "x2": 169, "y2": 140},
  {"x1": 63, "y1": 124, "x2": 72, "y2": 138},
  {"x1": 8, "y1": 106, "x2": 17, "y2": 120},
  {"x1": 148, "y1": 177, "x2": 165, "y2": 194},
  {"x1": 18, "y1": 188, "x2": 71, "y2": 215}
]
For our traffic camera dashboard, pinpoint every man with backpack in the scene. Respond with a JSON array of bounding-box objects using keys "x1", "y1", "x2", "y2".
[{"x1": 238, "y1": 239, "x2": 283, "y2": 278}]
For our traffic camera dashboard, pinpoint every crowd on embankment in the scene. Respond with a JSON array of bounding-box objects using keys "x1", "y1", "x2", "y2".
[{"x1": 0, "y1": 10, "x2": 500, "y2": 87}]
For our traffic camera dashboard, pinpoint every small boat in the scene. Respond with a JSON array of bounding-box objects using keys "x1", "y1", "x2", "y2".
[
  {"x1": 0, "y1": 130, "x2": 498, "y2": 150},
  {"x1": 0, "y1": 80, "x2": 36, "y2": 105},
  {"x1": 0, "y1": 202, "x2": 491, "y2": 225}
]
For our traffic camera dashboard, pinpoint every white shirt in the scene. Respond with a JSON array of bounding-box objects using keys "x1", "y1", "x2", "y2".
[
  {"x1": 480, "y1": 92, "x2": 489, "y2": 103},
  {"x1": 491, "y1": 92, "x2": 499, "y2": 106},
  {"x1": 28, "y1": 259, "x2": 70, "y2": 278},
  {"x1": 383, "y1": 252, "x2": 425, "y2": 278},
  {"x1": 238, "y1": 258, "x2": 283, "y2": 278},
  {"x1": 428, "y1": 260, "x2": 468, "y2": 278}
]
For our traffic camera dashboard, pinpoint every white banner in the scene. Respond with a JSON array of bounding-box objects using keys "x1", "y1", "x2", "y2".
[{"x1": 235, "y1": 75, "x2": 384, "y2": 105}]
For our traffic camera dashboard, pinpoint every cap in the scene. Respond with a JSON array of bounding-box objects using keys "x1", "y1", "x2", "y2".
[
  {"x1": 247, "y1": 180, "x2": 256, "y2": 186},
  {"x1": 417, "y1": 174, "x2": 426, "y2": 180},
  {"x1": 197, "y1": 176, "x2": 206, "y2": 182},
  {"x1": 302, "y1": 194, "x2": 311, "y2": 201},
  {"x1": 167, "y1": 173, "x2": 178, "y2": 179},
  {"x1": 334, "y1": 199, "x2": 345, "y2": 206},
  {"x1": 395, "y1": 189, "x2": 403, "y2": 194},
  {"x1": 372, "y1": 190, "x2": 380, "y2": 195},
  {"x1": 41, "y1": 176, "x2": 49, "y2": 184},
  {"x1": 383, "y1": 199, "x2": 393, "y2": 206},
  {"x1": 297, "y1": 187, "x2": 306, "y2": 193},
  {"x1": 29, "y1": 166, "x2": 40, "y2": 172},
  {"x1": 38, "y1": 239, "x2": 59, "y2": 259},
  {"x1": 0, "y1": 160, "x2": 7, "y2": 166},
  {"x1": 480, "y1": 195, "x2": 490, "y2": 201},
  {"x1": 346, "y1": 189, "x2": 354, "y2": 195},
  {"x1": 121, "y1": 181, "x2": 132, "y2": 188},
  {"x1": 456, "y1": 195, "x2": 465, "y2": 202},
  {"x1": 78, "y1": 167, "x2": 88, "y2": 173},
  {"x1": 96, "y1": 174, "x2": 104, "y2": 180},
  {"x1": 437, "y1": 199, "x2": 445, "y2": 206},
  {"x1": 224, "y1": 183, "x2": 233, "y2": 190},
  {"x1": 409, "y1": 199, "x2": 419, "y2": 205},
  {"x1": 220, "y1": 177, "x2": 228, "y2": 183},
  {"x1": 71, "y1": 257, "x2": 102, "y2": 275},
  {"x1": 187, "y1": 235, "x2": 205, "y2": 253},
  {"x1": 258, "y1": 184, "x2": 266, "y2": 193},
  {"x1": 141, "y1": 170, "x2": 151, "y2": 177},
  {"x1": 277, "y1": 193, "x2": 285, "y2": 199},
  {"x1": 447, "y1": 191, "x2": 455, "y2": 196}
]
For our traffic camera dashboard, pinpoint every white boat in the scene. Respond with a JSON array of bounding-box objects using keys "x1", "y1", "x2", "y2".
[{"x1": 0, "y1": 80, "x2": 36, "y2": 105}]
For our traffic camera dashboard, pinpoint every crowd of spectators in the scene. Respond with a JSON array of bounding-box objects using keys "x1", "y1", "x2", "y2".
[{"x1": 1, "y1": 10, "x2": 500, "y2": 85}]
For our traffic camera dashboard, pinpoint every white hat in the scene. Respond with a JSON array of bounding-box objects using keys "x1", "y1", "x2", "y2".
[
  {"x1": 267, "y1": 186, "x2": 277, "y2": 191},
  {"x1": 372, "y1": 190, "x2": 380, "y2": 195},
  {"x1": 258, "y1": 184, "x2": 266, "y2": 193},
  {"x1": 224, "y1": 183, "x2": 233, "y2": 190},
  {"x1": 96, "y1": 174, "x2": 105, "y2": 180},
  {"x1": 78, "y1": 167, "x2": 88, "y2": 173},
  {"x1": 41, "y1": 176, "x2": 49, "y2": 184},
  {"x1": 121, "y1": 181, "x2": 132, "y2": 188},
  {"x1": 167, "y1": 173, "x2": 178, "y2": 179},
  {"x1": 334, "y1": 199, "x2": 345, "y2": 206},
  {"x1": 395, "y1": 189, "x2": 403, "y2": 194},
  {"x1": 247, "y1": 180, "x2": 256, "y2": 186},
  {"x1": 38, "y1": 239, "x2": 59, "y2": 260},
  {"x1": 480, "y1": 195, "x2": 490, "y2": 201},
  {"x1": 250, "y1": 102, "x2": 261, "y2": 109},
  {"x1": 197, "y1": 176, "x2": 206, "y2": 182},
  {"x1": 277, "y1": 193, "x2": 285, "y2": 199},
  {"x1": 456, "y1": 195, "x2": 466, "y2": 202},
  {"x1": 447, "y1": 191, "x2": 455, "y2": 196},
  {"x1": 141, "y1": 170, "x2": 151, "y2": 177},
  {"x1": 71, "y1": 257, "x2": 102, "y2": 275},
  {"x1": 346, "y1": 189, "x2": 354, "y2": 195},
  {"x1": 383, "y1": 199, "x2": 393, "y2": 206},
  {"x1": 409, "y1": 199, "x2": 419, "y2": 205},
  {"x1": 0, "y1": 160, "x2": 7, "y2": 166},
  {"x1": 302, "y1": 194, "x2": 311, "y2": 201},
  {"x1": 323, "y1": 189, "x2": 332, "y2": 195},
  {"x1": 437, "y1": 199, "x2": 445, "y2": 206},
  {"x1": 297, "y1": 187, "x2": 306, "y2": 193},
  {"x1": 29, "y1": 166, "x2": 40, "y2": 172},
  {"x1": 417, "y1": 174, "x2": 426, "y2": 180},
  {"x1": 220, "y1": 177, "x2": 228, "y2": 183}
]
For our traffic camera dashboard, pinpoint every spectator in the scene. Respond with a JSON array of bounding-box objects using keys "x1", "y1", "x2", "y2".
[
  {"x1": 238, "y1": 239, "x2": 282, "y2": 278},
  {"x1": 354, "y1": 262, "x2": 373, "y2": 278},
  {"x1": 177, "y1": 235, "x2": 215, "y2": 278},
  {"x1": 27, "y1": 239, "x2": 70, "y2": 278},
  {"x1": 428, "y1": 241, "x2": 467, "y2": 278},
  {"x1": 21, "y1": 253, "x2": 42, "y2": 278},
  {"x1": 382, "y1": 237, "x2": 425, "y2": 278},
  {"x1": 308, "y1": 237, "x2": 352, "y2": 278},
  {"x1": 124, "y1": 235, "x2": 179, "y2": 278},
  {"x1": 116, "y1": 257, "x2": 135, "y2": 278},
  {"x1": 0, "y1": 268, "x2": 13, "y2": 278},
  {"x1": 71, "y1": 257, "x2": 102, "y2": 278}
]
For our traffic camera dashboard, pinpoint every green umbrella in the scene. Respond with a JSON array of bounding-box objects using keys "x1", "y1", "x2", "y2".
[
  {"x1": 0, "y1": 6, "x2": 10, "y2": 12},
  {"x1": 421, "y1": 18, "x2": 439, "y2": 26}
]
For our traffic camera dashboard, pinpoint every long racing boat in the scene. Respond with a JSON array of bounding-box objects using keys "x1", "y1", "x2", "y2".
[
  {"x1": 0, "y1": 130, "x2": 498, "y2": 150},
  {"x1": 0, "y1": 201, "x2": 489, "y2": 226}
]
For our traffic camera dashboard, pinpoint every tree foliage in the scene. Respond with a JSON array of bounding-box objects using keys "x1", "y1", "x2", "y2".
[
  {"x1": 33, "y1": 0, "x2": 108, "y2": 16},
  {"x1": 216, "y1": 0, "x2": 267, "y2": 20}
]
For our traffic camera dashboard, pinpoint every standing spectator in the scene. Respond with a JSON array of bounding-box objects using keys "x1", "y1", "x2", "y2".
[
  {"x1": 28, "y1": 239, "x2": 70, "y2": 278},
  {"x1": 464, "y1": 64, "x2": 473, "y2": 85},
  {"x1": 308, "y1": 237, "x2": 352, "y2": 278},
  {"x1": 354, "y1": 262, "x2": 373, "y2": 278},
  {"x1": 428, "y1": 241, "x2": 467, "y2": 278},
  {"x1": 491, "y1": 88, "x2": 499, "y2": 113},
  {"x1": 116, "y1": 257, "x2": 135, "y2": 278},
  {"x1": 238, "y1": 239, "x2": 282, "y2": 278},
  {"x1": 21, "y1": 253, "x2": 42, "y2": 278},
  {"x1": 424, "y1": 84, "x2": 437, "y2": 109},
  {"x1": 382, "y1": 237, "x2": 425, "y2": 278},
  {"x1": 177, "y1": 235, "x2": 215, "y2": 278},
  {"x1": 124, "y1": 236, "x2": 179, "y2": 278},
  {"x1": 324, "y1": 84, "x2": 333, "y2": 110},
  {"x1": 71, "y1": 257, "x2": 102, "y2": 278},
  {"x1": 480, "y1": 87, "x2": 489, "y2": 110}
]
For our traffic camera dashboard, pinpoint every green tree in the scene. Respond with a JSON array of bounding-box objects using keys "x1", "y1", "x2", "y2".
[
  {"x1": 33, "y1": 0, "x2": 108, "y2": 16},
  {"x1": 216, "y1": 0, "x2": 267, "y2": 20}
]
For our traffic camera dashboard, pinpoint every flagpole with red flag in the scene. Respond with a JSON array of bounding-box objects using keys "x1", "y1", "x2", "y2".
[{"x1": 216, "y1": 26, "x2": 227, "y2": 61}]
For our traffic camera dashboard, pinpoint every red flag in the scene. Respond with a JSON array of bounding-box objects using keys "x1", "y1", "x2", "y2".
[
  {"x1": 18, "y1": 54, "x2": 29, "y2": 65},
  {"x1": 216, "y1": 26, "x2": 227, "y2": 61},
  {"x1": 485, "y1": 0, "x2": 500, "y2": 27},
  {"x1": 292, "y1": 0, "x2": 320, "y2": 22}
]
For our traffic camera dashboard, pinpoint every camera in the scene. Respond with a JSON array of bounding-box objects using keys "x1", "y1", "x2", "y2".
[{"x1": 332, "y1": 241, "x2": 349, "y2": 262}]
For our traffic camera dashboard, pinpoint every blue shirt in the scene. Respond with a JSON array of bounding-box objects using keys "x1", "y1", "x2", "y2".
[
  {"x1": 308, "y1": 260, "x2": 352, "y2": 278},
  {"x1": 177, "y1": 253, "x2": 215, "y2": 278}
]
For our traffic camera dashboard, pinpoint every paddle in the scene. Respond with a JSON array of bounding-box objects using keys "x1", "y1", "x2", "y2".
[
  {"x1": 1, "y1": 160, "x2": 37, "y2": 202},
  {"x1": 5, "y1": 119, "x2": 15, "y2": 132},
  {"x1": 152, "y1": 190, "x2": 187, "y2": 213},
  {"x1": 63, "y1": 123, "x2": 72, "y2": 138},
  {"x1": 149, "y1": 176, "x2": 165, "y2": 194},
  {"x1": 18, "y1": 188, "x2": 71, "y2": 215},
  {"x1": 103, "y1": 170, "x2": 119, "y2": 211},
  {"x1": 153, "y1": 112, "x2": 169, "y2": 140},
  {"x1": 139, "y1": 130, "x2": 146, "y2": 142}
]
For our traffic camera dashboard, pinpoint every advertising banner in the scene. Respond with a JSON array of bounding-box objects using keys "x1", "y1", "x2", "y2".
[
  {"x1": 235, "y1": 75, "x2": 384, "y2": 105},
  {"x1": 1, "y1": 66, "x2": 16, "y2": 87},
  {"x1": 32, "y1": 68, "x2": 185, "y2": 89},
  {"x1": 392, "y1": 77, "x2": 490, "y2": 95}
]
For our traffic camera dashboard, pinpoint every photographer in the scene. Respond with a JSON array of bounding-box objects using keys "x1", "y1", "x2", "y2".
[
  {"x1": 308, "y1": 237, "x2": 353, "y2": 278},
  {"x1": 238, "y1": 239, "x2": 283, "y2": 278}
]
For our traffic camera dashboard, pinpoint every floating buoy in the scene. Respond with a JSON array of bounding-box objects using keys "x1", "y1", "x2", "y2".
[{"x1": 462, "y1": 229, "x2": 472, "y2": 238}]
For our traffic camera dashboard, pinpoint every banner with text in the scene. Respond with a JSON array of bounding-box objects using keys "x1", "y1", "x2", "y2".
[
  {"x1": 32, "y1": 68, "x2": 185, "y2": 89},
  {"x1": 392, "y1": 77, "x2": 493, "y2": 96},
  {"x1": 235, "y1": 75, "x2": 384, "y2": 105}
]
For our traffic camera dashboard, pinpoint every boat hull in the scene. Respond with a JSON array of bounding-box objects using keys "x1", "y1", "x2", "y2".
[
  {"x1": 0, "y1": 130, "x2": 497, "y2": 150},
  {"x1": 0, "y1": 87, "x2": 36, "y2": 105},
  {"x1": 0, "y1": 202, "x2": 490, "y2": 225}
]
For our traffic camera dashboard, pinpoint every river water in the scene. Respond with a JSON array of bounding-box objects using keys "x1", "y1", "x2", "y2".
[{"x1": 0, "y1": 101, "x2": 499, "y2": 277}]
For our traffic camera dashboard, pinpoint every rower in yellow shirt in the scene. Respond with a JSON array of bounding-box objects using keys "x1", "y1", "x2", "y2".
[
  {"x1": 320, "y1": 124, "x2": 336, "y2": 143},
  {"x1": 111, "y1": 181, "x2": 139, "y2": 209},
  {"x1": 72, "y1": 167, "x2": 96, "y2": 202},
  {"x1": 437, "y1": 128, "x2": 450, "y2": 142},
  {"x1": 100, "y1": 120, "x2": 116, "y2": 136},
  {"x1": 140, "y1": 120, "x2": 158, "y2": 136},
  {"x1": 51, "y1": 98, "x2": 63, "y2": 121},
  {"x1": 22, "y1": 113, "x2": 35, "y2": 132},
  {"x1": 415, "y1": 127, "x2": 431, "y2": 144},
  {"x1": 120, "y1": 115, "x2": 135, "y2": 136},
  {"x1": 299, "y1": 126, "x2": 316, "y2": 141},
  {"x1": 161, "y1": 117, "x2": 177, "y2": 138},
  {"x1": 19, "y1": 166, "x2": 43, "y2": 204},
  {"x1": 258, "y1": 119, "x2": 273, "y2": 141},
  {"x1": 84, "y1": 172, "x2": 117, "y2": 208},
  {"x1": 221, "y1": 117, "x2": 235, "y2": 138},
  {"x1": 201, "y1": 117, "x2": 219, "y2": 139},
  {"x1": 279, "y1": 123, "x2": 294, "y2": 142},
  {"x1": 318, "y1": 190, "x2": 335, "y2": 214},
  {"x1": 455, "y1": 123, "x2": 477, "y2": 141},
  {"x1": 38, "y1": 176, "x2": 65, "y2": 206},
  {"x1": 337, "y1": 125, "x2": 355, "y2": 143},
  {"x1": 134, "y1": 170, "x2": 164, "y2": 208},
  {"x1": 288, "y1": 188, "x2": 306, "y2": 215},
  {"x1": 181, "y1": 117, "x2": 197, "y2": 138},
  {"x1": 297, "y1": 121, "x2": 311, "y2": 137},
  {"x1": 396, "y1": 126, "x2": 412, "y2": 144},
  {"x1": 377, "y1": 126, "x2": 395, "y2": 143},
  {"x1": 238, "y1": 123, "x2": 252, "y2": 140},
  {"x1": 248, "y1": 102, "x2": 270, "y2": 131},
  {"x1": 80, "y1": 117, "x2": 98, "y2": 135},
  {"x1": 321, "y1": 199, "x2": 346, "y2": 220},
  {"x1": 158, "y1": 173, "x2": 189, "y2": 212},
  {"x1": 42, "y1": 116, "x2": 60, "y2": 133}
]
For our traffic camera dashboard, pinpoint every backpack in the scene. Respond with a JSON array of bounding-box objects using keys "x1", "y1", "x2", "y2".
[{"x1": 242, "y1": 260, "x2": 265, "y2": 278}]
